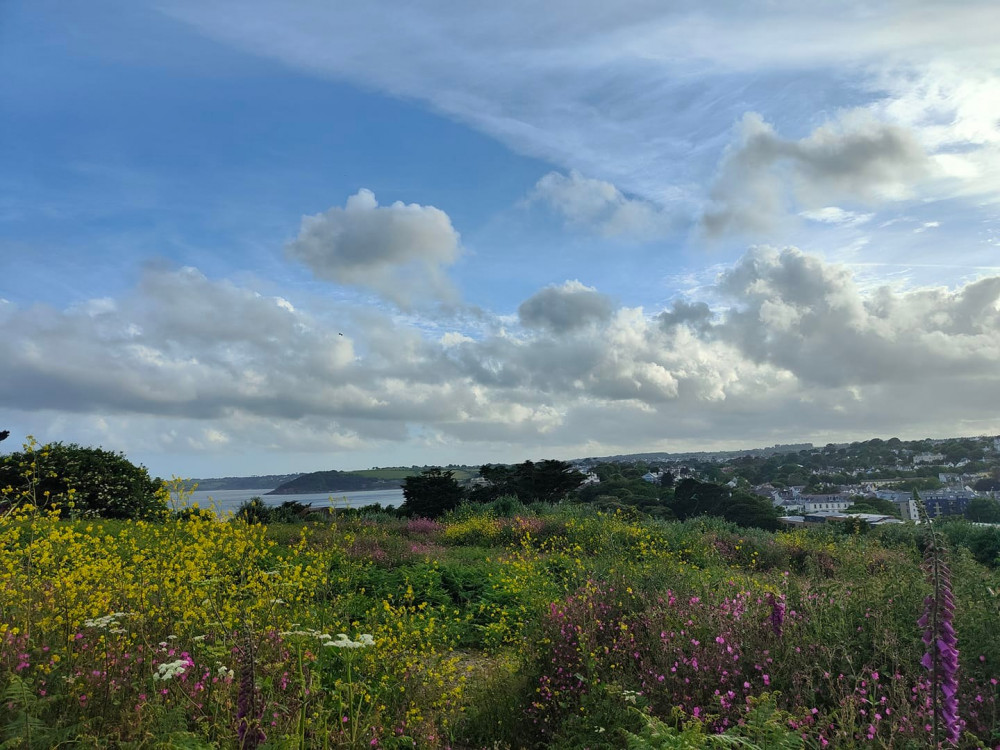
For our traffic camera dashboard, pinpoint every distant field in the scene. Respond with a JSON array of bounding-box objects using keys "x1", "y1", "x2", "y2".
[{"x1": 350, "y1": 467, "x2": 477, "y2": 481}]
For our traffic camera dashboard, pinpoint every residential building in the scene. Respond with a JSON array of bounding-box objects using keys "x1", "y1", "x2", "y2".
[
  {"x1": 799, "y1": 494, "x2": 852, "y2": 513},
  {"x1": 923, "y1": 490, "x2": 975, "y2": 518}
]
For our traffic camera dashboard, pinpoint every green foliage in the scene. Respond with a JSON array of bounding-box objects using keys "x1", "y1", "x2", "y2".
[
  {"x1": 973, "y1": 477, "x2": 1000, "y2": 492},
  {"x1": 234, "y1": 498, "x2": 317, "y2": 524},
  {"x1": 623, "y1": 696, "x2": 805, "y2": 749},
  {"x1": 965, "y1": 497, "x2": 1000, "y2": 523},
  {"x1": 887, "y1": 477, "x2": 943, "y2": 491},
  {"x1": 844, "y1": 496, "x2": 901, "y2": 517},
  {"x1": 472, "y1": 460, "x2": 585, "y2": 504},
  {"x1": 235, "y1": 496, "x2": 271, "y2": 524},
  {"x1": 401, "y1": 467, "x2": 465, "y2": 518},
  {"x1": 1, "y1": 675, "x2": 51, "y2": 749},
  {"x1": 8, "y1": 447, "x2": 1000, "y2": 748},
  {"x1": 670, "y1": 479, "x2": 780, "y2": 530},
  {"x1": 0, "y1": 440, "x2": 164, "y2": 520}
]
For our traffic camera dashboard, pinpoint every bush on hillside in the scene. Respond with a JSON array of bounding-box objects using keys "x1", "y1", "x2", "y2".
[
  {"x1": 0, "y1": 440, "x2": 165, "y2": 520},
  {"x1": 401, "y1": 468, "x2": 465, "y2": 518}
]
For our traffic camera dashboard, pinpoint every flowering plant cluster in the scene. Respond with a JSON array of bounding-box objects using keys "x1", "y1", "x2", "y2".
[{"x1": 1, "y1": 441, "x2": 998, "y2": 748}]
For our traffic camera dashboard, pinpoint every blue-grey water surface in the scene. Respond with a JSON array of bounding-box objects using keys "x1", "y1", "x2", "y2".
[{"x1": 180, "y1": 488, "x2": 403, "y2": 515}]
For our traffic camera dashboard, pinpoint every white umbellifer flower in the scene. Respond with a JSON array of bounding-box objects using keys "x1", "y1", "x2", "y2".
[
  {"x1": 154, "y1": 659, "x2": 190, "y2": 681},
  {"x1": 326, "y1": 633, "x2": 375, "y2": 649},
  {"x1": 82, "y1": 612, "x2": 128, "y2": 630},
  {"x1": 217, "y1": 665, "x2": 234, "y2": 679}
]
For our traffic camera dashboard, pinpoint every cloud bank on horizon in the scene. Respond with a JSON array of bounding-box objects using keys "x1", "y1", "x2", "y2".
[{"x1": 2, "y1": 0, "x2": 999, "y2": 476}]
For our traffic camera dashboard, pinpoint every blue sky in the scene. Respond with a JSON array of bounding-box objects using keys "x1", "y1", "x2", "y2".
[{"x1": 2, "y1": 0, "x2": 1000, "y2": 478}]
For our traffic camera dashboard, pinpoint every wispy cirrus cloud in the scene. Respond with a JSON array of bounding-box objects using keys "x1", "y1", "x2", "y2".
[{"x1": 160, "y1": 0, "x2": 1000, "y2": 219}]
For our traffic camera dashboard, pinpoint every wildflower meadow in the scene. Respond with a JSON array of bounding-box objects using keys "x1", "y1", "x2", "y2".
[{"x1": 2, "y1": 446, "x2": 1000, "y2": 747}]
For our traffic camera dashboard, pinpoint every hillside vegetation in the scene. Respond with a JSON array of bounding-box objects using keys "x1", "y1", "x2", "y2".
[{"x1": 2, "y1": 464, "x2": 999, "y2": 748}]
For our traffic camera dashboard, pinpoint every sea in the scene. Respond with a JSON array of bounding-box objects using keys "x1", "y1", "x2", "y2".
[{"x1": 181, "y1": 488, "x2": 403, "y2": 516}]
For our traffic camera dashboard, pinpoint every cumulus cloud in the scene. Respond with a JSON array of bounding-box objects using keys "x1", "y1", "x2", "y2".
[
  {"x1": 714, "y1": 246, "x2": 1000, "y2": 386},
  {"x1": 518, "y1": 280, "x2": 614, "y2": 332},
  {"x1": 286, "y1": 189, "x2": 461, "y2": 307},
  {"x1": 6, "y1": 250, "x2": 1000, "y2": 471},
  {"x1": 530, "y1": 171, "x2": 675, "y2": 239},
  {"x1": 658, "y1": 299, "x2": 715, "y2": 334},
  {"x1": 702, "y1": 114, "x2": 932, "y2": 236}
]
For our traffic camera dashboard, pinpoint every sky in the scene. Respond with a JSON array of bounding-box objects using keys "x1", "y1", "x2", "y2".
[{"x1": 2, "y1": 0, "x2": 1000, "y2": 479}]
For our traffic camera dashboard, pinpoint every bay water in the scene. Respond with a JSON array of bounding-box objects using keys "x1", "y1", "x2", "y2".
[{"x1": 179, "y1": 487, "x2": 403, "y2": 516}]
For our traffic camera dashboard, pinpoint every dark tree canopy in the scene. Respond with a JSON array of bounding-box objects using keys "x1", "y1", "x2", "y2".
[
  {"x1": 670, "y1": 478, "x2": 780, "y2": 530},
  {"x1": 966, "y1": 497, "x2": 1000, "y2": 524},
  {"x1": 0, "y1": 442, "x2": 165, "y2": 520},
  {"x1": 401, "y1": 468, "x2": 465, "y2": 518},
  {"x1": 471, "y1": 460, "x2": 584, "y2": 503},
  {"x1": 973, "y1": 478, "x2": 1000, "y2": 492}
]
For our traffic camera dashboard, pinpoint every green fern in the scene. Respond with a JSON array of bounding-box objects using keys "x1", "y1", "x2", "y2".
[
  {"x1": 623, "y1": 695, "x2": 804, "y2": 750},
  {"x1": 0, "y1": 676, "x2": 49, "y2": 750}
]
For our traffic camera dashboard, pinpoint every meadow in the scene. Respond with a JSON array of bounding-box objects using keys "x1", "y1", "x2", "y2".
[{"x1": 2, "y1": 490, "x2": 999, "y2": 748}]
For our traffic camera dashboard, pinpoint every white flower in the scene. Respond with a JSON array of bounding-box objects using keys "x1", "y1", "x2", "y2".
[
  {"x1": 154, "y1": 659, "x2": 190, "y2": 681},
  {"x1": 325, "y1": 633, "x2": 375, "y2": 649},
  {"x1": 82, "y1": 612, "x2": 128, "y2": 630}
]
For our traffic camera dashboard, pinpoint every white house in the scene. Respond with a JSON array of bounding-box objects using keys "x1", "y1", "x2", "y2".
[{"x1": 800, "y1": 494, "x2": 852, "y2": 513}]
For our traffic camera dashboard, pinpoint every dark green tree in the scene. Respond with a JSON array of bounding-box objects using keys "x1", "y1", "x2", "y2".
[
  {"x1": 401, "y1": 468, "x2": 465, "y2": 518},
  {"x1": 670, "y1": 478, "x2": 780, "y2": 530},
  {"x1": 0, "y1": 441, "x2": 165, "y2": 520},
  {"x1": 973, "y1": 478, "x2": 1000, "y2": 492},
  {"x1": 518, "y1": 459, "x2": 585, "y2": 502},
  {"x1": 965, "y1": 497, "x2": 1000, "y2": 523},
  {"x1": 470, "y1": 460, "x2": 584, "y2": 504}
]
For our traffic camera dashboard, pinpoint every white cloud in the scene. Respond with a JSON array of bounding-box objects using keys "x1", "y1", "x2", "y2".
[
  {"x1": 5, "y1": 250, "x2": 1000, "y2": 472},
  {"x1": 530, "y1": 171, "x2": 675, "y2": 239},
  {"x1": 518, "y1": 280, "x2": 614, "y2": 332},
  {"x1": 160, "y1": 0, "x2": 1000, "y2": 224},
  {"x1": 703, "y1": 114, "x2": 931, "y2": 236},
  {"x1": 286, "y1": 189, "x2": 462, "y2": 307},
  {"x1": 715, "y1": 246, "x2": 1000, "y2": 386},
  {"x1": 800, "y1": 207, "x2": 874, "y2": 227}
]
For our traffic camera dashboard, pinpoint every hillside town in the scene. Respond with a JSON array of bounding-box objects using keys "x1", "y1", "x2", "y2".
[{"x1": 569, "y1": 434, "x2": 1000, "y2": 528}]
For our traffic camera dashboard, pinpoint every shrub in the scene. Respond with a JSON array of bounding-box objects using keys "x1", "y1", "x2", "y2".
[
  {"x1": 235, "y1": 496, "x2": 271, "y2": 524},
  {"x1": 0, "y1": 439, "x2": 165, "y2": 520},
  {"x1": 400, "y1": 468, "x2": 465, "y2": 518}
]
